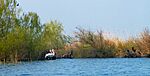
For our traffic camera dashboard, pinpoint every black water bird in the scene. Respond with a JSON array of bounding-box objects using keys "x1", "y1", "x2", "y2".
[{"x1": 17, "y1": 3, "x2": 19, "y2": 6}]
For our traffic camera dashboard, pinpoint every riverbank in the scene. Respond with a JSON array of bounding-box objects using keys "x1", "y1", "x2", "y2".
[{"x1": 0, "y1": 0, "x2": 150, "y2": 64}]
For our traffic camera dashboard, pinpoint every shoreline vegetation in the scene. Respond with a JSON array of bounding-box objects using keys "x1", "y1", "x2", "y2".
[{"x1": 0, "y1": 0, "x2": 150, "y2": 63}]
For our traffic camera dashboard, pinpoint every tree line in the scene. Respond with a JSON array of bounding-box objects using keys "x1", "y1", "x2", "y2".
[
  {"x1": 0, "y1": 0, "x2": 67, "y2": 63},
  {"x1": 64, "y1": 27, "x2": 150, "y2": 58},
  {"x1": 0, "y1": 0, "x2": 150, "y2": 63}
]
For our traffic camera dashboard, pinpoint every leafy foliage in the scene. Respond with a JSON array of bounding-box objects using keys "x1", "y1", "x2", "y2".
[{"x1": 0, "y1": 0, "x2": 66, "y2": 63}]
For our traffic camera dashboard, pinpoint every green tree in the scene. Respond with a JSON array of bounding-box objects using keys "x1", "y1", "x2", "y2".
[{"x1": 41, "y1": 21, "x2": 65, "y2": 50}]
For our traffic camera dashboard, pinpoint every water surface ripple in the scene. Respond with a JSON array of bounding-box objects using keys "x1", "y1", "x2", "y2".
[{"x1": 0, "y1": 58, "x2": 150, "y2": 76}]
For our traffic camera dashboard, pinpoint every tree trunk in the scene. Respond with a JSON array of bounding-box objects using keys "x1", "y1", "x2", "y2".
[{"x1": 14, "y1": 51, "x2": 18, "y2": 63}]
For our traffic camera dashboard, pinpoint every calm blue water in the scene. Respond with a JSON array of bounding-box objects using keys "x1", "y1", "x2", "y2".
[{"x1": 0, "y1": 58, "x2": 150, "y2": 76}]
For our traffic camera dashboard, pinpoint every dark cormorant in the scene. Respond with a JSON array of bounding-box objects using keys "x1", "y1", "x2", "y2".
[{"x1": 17, "y1": 3, "x2": 19, "y2": 6}]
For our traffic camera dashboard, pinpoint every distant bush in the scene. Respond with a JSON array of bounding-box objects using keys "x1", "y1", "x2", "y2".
[
  {"x1": 136, "y1": 28, "x2": 150, "y2": 55},
  {"x1": 71, "y1": 27, "x2": 117, "y2": 58}
]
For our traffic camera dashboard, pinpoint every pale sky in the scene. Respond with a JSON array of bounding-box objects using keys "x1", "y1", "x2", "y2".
[{"x1": 17, "y1": 0, "x2": 150, "y2": 39}]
